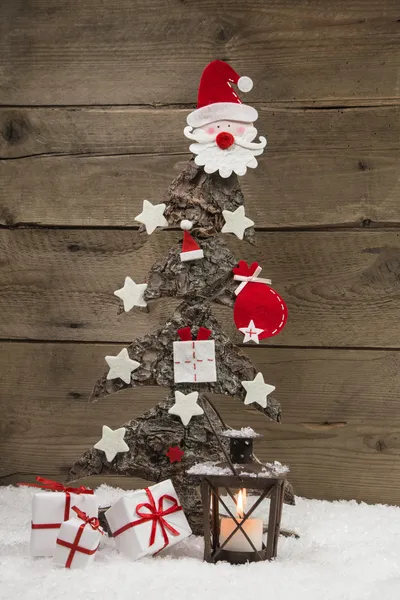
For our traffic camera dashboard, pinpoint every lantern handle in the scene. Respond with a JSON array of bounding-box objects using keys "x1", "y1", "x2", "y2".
[
  {"x1": 201, "y1": 395, "x2": 241, "y2": 479},
  {"x1": 202, "y1": 393, "x2": 228, "y2": 430}
]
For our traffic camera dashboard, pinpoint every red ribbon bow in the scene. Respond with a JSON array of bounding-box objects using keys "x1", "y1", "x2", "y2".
[
  {"x1": 113, "y1": 487, "x2": 183, "y2": 553},
  {"x1": 18, "y1": 477, "x2": 94, "y2": 529},
  {"x1": 72, "y1": 506, "x2": 104, "y2": 534},
  {"x1": 18, "y1": 476, "x2": 94, "y2": 495}
]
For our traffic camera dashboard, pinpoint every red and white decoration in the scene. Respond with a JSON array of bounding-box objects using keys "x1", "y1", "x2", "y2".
[
  {"x1": 54, "y1": 506, "x2": 104, "y2": 569},
  {"x1": 233, "y1": 261, "x2": 288, "y2": 341},
  {"x1": 180, "y1": 220, "x2": 204, "y2": 262},
  {"x1": 184, "y1": 60, "x2": 267, "y2": 178},
  {"x1": 168, "y1": 391, "x2": 204, "y2": 427},
  {"x1": 238, "y1": 319, "x2": 264, "y2": 344},
  {"x1": 105, "y1": 480, "x2": 192, "y2": 561},
  {"x1": 173, "y1": 327, "x2": 217, "y2": 383},
  {"x1": 19, "y1": 477, "x2": 98, "y2": 557}
]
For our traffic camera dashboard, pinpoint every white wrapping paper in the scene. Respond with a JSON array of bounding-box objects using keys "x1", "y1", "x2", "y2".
[
  {"x1": 53, "y1": 517, "x2": 101, "y2": 569},
  {"x1": 105, "y1": 480, "x2": 192, "y2": 561},
  {"x1": 30, "y1": 491, "x2": 98, "y2": 557}
]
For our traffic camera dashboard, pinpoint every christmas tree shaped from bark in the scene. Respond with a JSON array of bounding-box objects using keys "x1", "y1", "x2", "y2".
[{"x1": 69, "y1": 61, "x2": 293, "y2": 534}]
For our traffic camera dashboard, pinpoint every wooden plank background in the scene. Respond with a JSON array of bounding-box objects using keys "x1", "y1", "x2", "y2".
[{"x1": 1, "y1": 0, "x2": 400, "y2": 505}]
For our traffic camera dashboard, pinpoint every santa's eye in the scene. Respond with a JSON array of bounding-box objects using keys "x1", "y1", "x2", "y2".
[
  {"x1": 217, "y1": 125, "x2": 220, "y2": 128},
  {"x1": 228, "y1": 124, "x2": 230, "y2": 127}
]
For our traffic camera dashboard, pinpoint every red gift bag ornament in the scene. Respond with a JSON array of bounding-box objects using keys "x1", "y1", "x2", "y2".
[{"x1": 233, "y1": 261, "x2": 288, "y2": 342}]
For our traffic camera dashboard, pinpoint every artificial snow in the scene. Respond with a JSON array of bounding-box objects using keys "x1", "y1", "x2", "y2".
[
  {"x1": 1, "y1": 484, "x2": 400, "y2": 599},
  {"x1": 263, "y1": 461, "x2": 290, "y2": 476},
  {"x1": 187, "y1": 460, "x2": 289, "y2": 477},
  {"x1": 187, "y1": 461, "x2": 233, "y2": 476},
  {"x1": 221, "y1": 427, "x2": 260, "y2": 438}
]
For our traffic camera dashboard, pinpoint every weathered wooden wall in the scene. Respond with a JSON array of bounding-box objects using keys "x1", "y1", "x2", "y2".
[{"x1": 1, "y1": 0, "x2": 400, "y2": 504}]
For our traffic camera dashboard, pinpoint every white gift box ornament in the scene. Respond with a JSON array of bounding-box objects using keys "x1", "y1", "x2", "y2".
[
  {"x1": 173, "y1": 327, "x2": 217, "y2": 384},
  {"x1": 54, "y1": 506, "x2": 104, "y2": 569},
  {"x1": 19, "y1": 477, "x2": 98, "y2": 557},
  {"x1": 105, "y1": 479, "x2": 192, "y2": 561}
]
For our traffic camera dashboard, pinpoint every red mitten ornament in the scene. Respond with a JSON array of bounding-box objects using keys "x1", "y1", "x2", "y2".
[{"x1": 233, "y1": 261, "x2": 288, "y2": 342}]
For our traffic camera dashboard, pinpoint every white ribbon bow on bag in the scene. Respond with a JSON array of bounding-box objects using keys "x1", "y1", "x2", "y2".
[{"x1": 233, "y1": 265, "x2": 272, "y2": 295}]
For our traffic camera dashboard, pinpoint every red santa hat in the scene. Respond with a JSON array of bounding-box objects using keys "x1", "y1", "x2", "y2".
[
  {"x1": 187, "y1": 60, "x2": 258, "y2": 129},
  {"x1": 180, "y1": 220, "x2": 204, "y2": 262}
]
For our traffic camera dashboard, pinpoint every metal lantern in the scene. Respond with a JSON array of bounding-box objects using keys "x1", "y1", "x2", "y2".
[{"x1": 187, "y1": 429, "x2": 287, "y2": 564}]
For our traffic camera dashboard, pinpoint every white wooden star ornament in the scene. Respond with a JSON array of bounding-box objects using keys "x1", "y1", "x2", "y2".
[
  {"x1": 105, "y1": 348, "x2": 141, "y2": 384},
  {"x1": 168, "y1": 391, "x2": 204, "y2": 427},
  {"x1": 221, "y1": 206, "x2": 254, "y2": 240},
  {"x1": 241, "y1": 372, "x2": 276, "y2": 408},
  {"x1": 114, "y1": 276, "x2": 147, "y2": 312},
  {"x1": 135, "y1": 199, "x2": 168, "y2": 235},
  {"x1": 94, "y1": 425, "x2": 129, "y2": 462},
  {"x1": 239, "y1": 319, "x2": 264, "y2": 344}
]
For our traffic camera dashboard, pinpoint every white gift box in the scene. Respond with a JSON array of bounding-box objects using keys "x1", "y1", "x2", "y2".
[
  {"x1": 53, "y1": 516, "x2": 102, "y2": 569},
  {"x1": 30, "y1": 491, "x2": 98, "y2": 557},
  {"x1": 173, "y1": 339, "x2": 217, "y2": 383},
  {"x1": 105, "y1": 480, "x2": 192, "y2": 561}
]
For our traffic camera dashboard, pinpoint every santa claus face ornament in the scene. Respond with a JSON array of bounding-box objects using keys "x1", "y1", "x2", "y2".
[{"x1": 184, "y1": 61, "x2": 267, "y2": 178}]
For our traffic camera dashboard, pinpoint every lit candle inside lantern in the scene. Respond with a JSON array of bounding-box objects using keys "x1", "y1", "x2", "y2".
[{"x1": 219, "y1": 489, "x2": 263, "y2": 552}]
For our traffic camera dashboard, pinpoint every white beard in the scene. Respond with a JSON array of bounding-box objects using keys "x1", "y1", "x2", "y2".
[
  {"x1": 191, "y1": 144, "x2": 260, "y2": 178},
  {"x1": 184, "y1": 127, "x2": 267, "y2": 178}
]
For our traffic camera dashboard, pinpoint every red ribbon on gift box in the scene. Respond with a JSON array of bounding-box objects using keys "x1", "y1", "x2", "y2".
[
  {"x1": 56, "y1": 506, "x2": 103, "y2": 568},
  {"x1": 113, "y1": 487, "x2": 183, "y2": 553},
  {"x1": 18, "y1": 476, "x2": 94, "y2": 530}
]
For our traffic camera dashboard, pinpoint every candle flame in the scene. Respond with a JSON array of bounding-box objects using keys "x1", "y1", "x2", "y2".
[{"x1": 236, "y1": 488, "x2": 247, "y2": 518}]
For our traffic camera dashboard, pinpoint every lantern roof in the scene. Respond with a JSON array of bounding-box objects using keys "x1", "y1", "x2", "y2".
[{"x1": 187, "y1": 460, "x2": 289, "y2": 486}]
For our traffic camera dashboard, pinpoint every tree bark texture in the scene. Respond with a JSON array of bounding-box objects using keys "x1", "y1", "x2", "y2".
[
  {"x1": 140, "y1": 159, "x2": 256, "y2": 244},
  {"x1": 69, "y1": 161, "x2": 295, "y2": 532}
]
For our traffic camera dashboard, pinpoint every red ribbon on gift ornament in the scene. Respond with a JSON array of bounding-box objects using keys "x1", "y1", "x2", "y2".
[
  {"x1": 113, "y1": 487, "x2": 183, "y2": 553},
  {"x1": 233, "y1": 261, "x2": 272, "y2": 295},
  {"x1": 177, "y1": 326, "x2": 212, "y2": 341},
  {"x1": 18, "y1": 476, "x2": 94, "y2": 530},
  {"x1": 56, "y1": 506, "x2": 103, "y2": 569}
]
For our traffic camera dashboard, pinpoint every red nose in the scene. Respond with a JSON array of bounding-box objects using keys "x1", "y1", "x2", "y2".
[{"x1": 216, "y1": 131, "x2": 235, "y2": 150}]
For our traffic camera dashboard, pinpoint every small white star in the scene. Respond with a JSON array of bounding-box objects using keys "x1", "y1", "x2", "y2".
[
  {"x1": 114, "y1": 277, "x2": 147, "y2": 312},
  {"x1": 105, "y1": 348, "x2": 140, "y2": 384},
  {"x1": 168, "y1": 391, "x2": 204, "y2": 427},
  {"x1": 94, "y1": 425, "x2": 129, "y2": 462},
  {"x1": 241, "y1": 372, "x2": 275, "y2": 408},
  {"x1": 221, "y1": 206, "x2": 254, "y2": 240},
  {"x1": 238, "y1": 319, "x2": 264, "y2": 344},
  {"x1": 135, "y1": 200, "x2": 168, "y2": 235}
]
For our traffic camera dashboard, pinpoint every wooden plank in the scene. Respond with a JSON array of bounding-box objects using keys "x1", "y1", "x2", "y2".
[
  {"x1": 1, "y1": 342, "x2": 400, "y2": 504},
  {"x1": 1, "y1": 229, "x2": 400, "y2": 346},
  {"x1": 2, "y1": 151, "x2": 399, "y2": 228},
  {"x1": 1, "y1": 106, "x2": 399, "y2": 228},
  {"x1": 1, "y1": 106, "x2": 399, "y2": 159},
  {"x1": 1, "y1": 0, "x2": 399, "y2": 105},
  {"x1": 245, "y1": 421, "x2": 400, "y2": 506}
]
